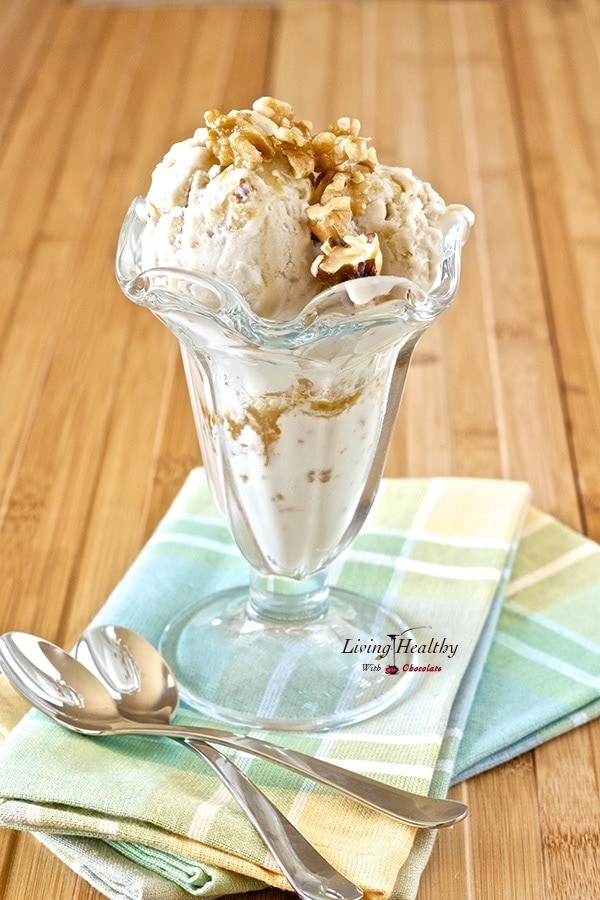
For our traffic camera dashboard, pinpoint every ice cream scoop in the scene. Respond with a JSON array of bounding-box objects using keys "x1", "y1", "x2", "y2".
[{"x1": 139, "y1": 97, "x2": 473, "y2": 320}]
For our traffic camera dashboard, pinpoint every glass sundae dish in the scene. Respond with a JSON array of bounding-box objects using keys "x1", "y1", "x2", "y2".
[{"x1": 116, "y1": 98, "x2": 473, "y2": 730}]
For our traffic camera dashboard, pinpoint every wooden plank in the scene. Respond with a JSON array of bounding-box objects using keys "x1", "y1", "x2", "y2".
[
  {"x1": 0, "y1": 0, "x2": 62, "y2": 146},
  {"x1": 447, "y1": 1, "x2": 579, "y2": 522},
  {"x1": 395, "y1": 0, "x2": 500, "y2": 482},
  {"x1": 0, "y1": 6, "x2": 160, "y2": 639},
  {"x1": 500, "y1": 2, "x2": 600, "y2": 897},
  {"x1": 0, "y1": 832, "x2": 18, "y2": 900},
  {"x1": 412, "y1": 4, "x2": 549, "y2": 893},
  {"x1": 40, "y1": 5, "x2": 219, "y2": 642},
  {"x1": 0, "y1": 6, "x2": 126, "y2": 534},
  {"x1": 505, "y1": 0, "x2": 600, "y2": 542},
  {"x1": 0, "y1": 5, "x2": 111, "y2": 273},
  {"x1": 534, "y1": 720, "x2": 600, "y2": 898},
  {"x1": 2, "y1": 833, "x2": 84, "y2": 899},
  {"x1": 469, "y1": 757, "x2": 546, "y2": 899},
  {"x1": 415, "y1": 783, "x2": 473, "y2": 900}
]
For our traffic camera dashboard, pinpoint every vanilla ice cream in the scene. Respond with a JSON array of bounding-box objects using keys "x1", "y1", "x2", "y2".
[
  {"x1": 140, "y1": 97, "x2": 472, "y2": 320},
  {"x1": 123, "y1": 97, "x2": 473, "y2": 579}
]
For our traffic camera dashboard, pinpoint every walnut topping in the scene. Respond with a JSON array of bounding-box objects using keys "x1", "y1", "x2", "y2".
[
  {"x1": 252, "y1": 96, "x2": 295, "y2": 121},
  {"x1": 309, "y1": 118, "x2": 379, "y2": 285},
  {"x1": 199, "y1": 98, "x2": 384, "y2": 288},
  {"x1": 311, "y1": 233, "x2": 383, "y2": 286},
  {"x1": 306, "y1": 194, "x2": 353, "y2": 243},
  {"x1": 203, "y1": 97, "x2": 314, "y2": 176},
  {"x1": 312, "y1": 118, "x2": 377, "y2": 175},
  {"x1": 307, "y1": 170, "x2": 372, "y2": 242}
]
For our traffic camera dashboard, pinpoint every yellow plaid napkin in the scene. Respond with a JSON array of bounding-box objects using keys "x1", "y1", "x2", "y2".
[{"x1": 2, "y1": 470, "x2": 596, "y2": 899}]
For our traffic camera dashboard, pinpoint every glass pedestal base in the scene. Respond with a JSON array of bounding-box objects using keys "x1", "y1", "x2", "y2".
[{"x1": 160, "y1": 586, "x2": 418, "y2": 731}]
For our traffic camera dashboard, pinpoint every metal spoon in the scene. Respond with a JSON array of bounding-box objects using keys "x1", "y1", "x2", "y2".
[
  {"x1": 0, "y1": 630, "x2": 467, "y2": 828},
  {"x1": 75, "y1": 625, "x2": 362, "y2": 900}
]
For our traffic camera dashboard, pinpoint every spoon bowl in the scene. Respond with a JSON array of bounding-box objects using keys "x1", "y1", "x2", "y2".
[
  {"x1": 76, "y1": 624, "x2": 178, "y2": 725},
  {"x1": 0, "y1": 632, "x2": 120, "y2": 732}
]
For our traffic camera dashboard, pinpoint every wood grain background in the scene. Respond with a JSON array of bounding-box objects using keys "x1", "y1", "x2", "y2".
[{"x1": 1, "y1": 0, "x2": 599, "y2": 897}]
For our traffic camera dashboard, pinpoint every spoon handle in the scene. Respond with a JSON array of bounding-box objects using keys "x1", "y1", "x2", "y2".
[
  {"x1": 183, "y1": 739, "x2": 362, "y2": 900},
  {"x1": 127, "y1": 723, "x2": 466, "y2": 828}
]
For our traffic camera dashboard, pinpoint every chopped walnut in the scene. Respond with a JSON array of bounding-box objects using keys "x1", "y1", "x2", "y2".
[
  {"x1": 312, "y1": 118, "x2": 378, "y2": 175},
  {"x1": 307, "y1": 118, "x2": 380, "y2": 284},
  {"x1": 309, "y1": 170, "x2": 370, "y2": 231},
  {"x1": 203, "y1": 98, "x2": 314, "y2": 176},
  {"x1": 306, "y1": 194, "x2": 353, "y2": 243},
  {"x1": 322, "y1": 170, "x2": 369, "y2": 213},
  {"x1": 311, "y1": 233, "x2": 383, "y2": 286},
  {"x1": 199, "y1": 98, "x2": 385, "y2": 288},
  {"x1": 253, "y1": 96, "x2": 296, "y2": 122}
]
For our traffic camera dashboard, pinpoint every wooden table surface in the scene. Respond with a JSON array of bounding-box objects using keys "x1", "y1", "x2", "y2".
[{"x1": 1, "y1": 0, "x2": 599, "y2": 897}]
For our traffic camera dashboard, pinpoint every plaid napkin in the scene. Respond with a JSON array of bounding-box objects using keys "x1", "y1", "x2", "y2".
[{"x1": 0, "y1": 470, "x2": 598, "y2": 900}]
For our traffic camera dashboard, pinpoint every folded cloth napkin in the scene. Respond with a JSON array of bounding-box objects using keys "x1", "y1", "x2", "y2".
[{"x1": 0, "y1": 469, "x2": 598, "y2": 900}]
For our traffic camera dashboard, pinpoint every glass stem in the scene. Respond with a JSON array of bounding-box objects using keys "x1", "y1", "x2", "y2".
[{"x1": 248, "y1": 568, "x2": 330, "y2": 622}]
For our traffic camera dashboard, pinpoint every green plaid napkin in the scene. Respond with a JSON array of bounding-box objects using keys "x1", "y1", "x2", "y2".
[{"x1": 0, "y1": 470, "x2": 598, "y2": 900}]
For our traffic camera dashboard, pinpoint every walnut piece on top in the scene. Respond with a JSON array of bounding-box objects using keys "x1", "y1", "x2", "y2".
[
  {"x1": 311, "y1": 233, "x2": 383, "y2": 286},
  {"x1": 201, "y1": 97, "x2": 386, "y2": 286},
  {"x1": 203, "y1": 97, "x2": 314, "y2": 177}
]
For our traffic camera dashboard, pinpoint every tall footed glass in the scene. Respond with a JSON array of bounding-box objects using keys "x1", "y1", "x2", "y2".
[{"x1": 116, "y1": 198, "x2": 472, "y2": 731}]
